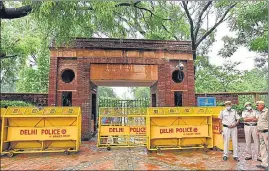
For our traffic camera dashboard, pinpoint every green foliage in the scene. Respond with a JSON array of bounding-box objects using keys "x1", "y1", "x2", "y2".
[
  {"x1": 231, "y1": 104, "x2": 245, "y2": 114},
  {"x1": 1, "y1": 4, "x2": 50, "y2": 93},
  {"x1": 196, "y1": 55, "x2": 268, "y2": 93},
  {"x1": 249, "y1": 32, "x2": 268, "y2": 52},
  {"x1": 1, "y1": 1, "x2": 266, "y2": 96},
  {"x1": 222, "y1": 1, "x2": 268, "y2": 66},
  {"x1": 233, "y1": 69, "x2": 268, "y2": 92},
  {"x1": 98, "y1": 87, "x2": 117, "y2": 99},
  {"x1": 216, "y1": 102, "x2": 225, "y2": 106},
  {"x1": 130, "y1": 87, "x2": 150, "y2": 99},
  {"x1": 0, "y1": 100, "x2": 33, "y2": 108},
  {"x1": 16, "y1": 46, "x2": 50, "y2": 93},
  {"x1": 195, "y1": 57, "x2": 242, "y2": 93}
]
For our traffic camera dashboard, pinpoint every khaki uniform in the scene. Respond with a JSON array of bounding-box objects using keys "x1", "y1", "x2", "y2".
[
  {"x1": 242, "y1": 109, "x2": 260, "y2": 159},
  {"x1": 257, "y1": 108, "x2": 268, "y2": 167},
  {"x1": 218, "y1": 109, "x2": 240, "y2": 157}
]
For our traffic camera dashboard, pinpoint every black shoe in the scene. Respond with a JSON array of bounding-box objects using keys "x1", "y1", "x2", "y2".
[
  {"x1": 256, "y1": 165, "x2": 267, "y2": 169},
  {"x1": 257, "y1": 158, "x2": 262, "y2": 162},
  {"x1": 223, "y1": 156, "x2": 228, "y2": 161},
  {"x1": 245, "y1": 157, "x2": 252, "y2": 160},
  {"x1": 234, "y1": 157, "x2": 239, "y2": 162}
]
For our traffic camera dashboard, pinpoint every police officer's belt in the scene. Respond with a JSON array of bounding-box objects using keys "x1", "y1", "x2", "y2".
[
  {"x1": 259, "y1": 130, "x2": 268, "y2": 133},
  {"x1": 245, "y1": 123, "x2": 257, "y2": 126}
]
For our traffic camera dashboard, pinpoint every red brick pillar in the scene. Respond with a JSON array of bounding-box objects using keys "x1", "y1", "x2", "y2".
[
  {"x1": 157, "y1": 64, "x2": 166, "y2": 107},
  {"x1": 77, "y1": 59, "x2": 91, "y2": 139},
  {"x1": 187, "y1": 60, "x2": 195, "y2": 106},
  {"x1": 156, "y1": 60, "x2": 195, "y2": 107},
  {"x1": 48, "y1": 57, "x2": 58, "y2": 106}
]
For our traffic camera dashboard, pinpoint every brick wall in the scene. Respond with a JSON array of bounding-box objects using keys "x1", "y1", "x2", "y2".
[
  {"x1": 48, "y1": 38, "x2": 195, "y2": 139},
  {"x1": 48, "y1": 59, "x2": 195, "y2": 138},
  {"x1": 0, "y1": 93, "x2": 48, "y2": 106},
  {"x1": 76, "y1": 59, "x2": 91, "y2": 139},
  {"x1": 48, "y1": 54, "x2": 58, "y2": 106},
  {"x1": 154, "y1": 60, "x2": 195, "y2": 107},
  {"x1": 195, "y1": 93, "x2": 239, "y2": 105},
  {"x1": 1, "y1": 93, "x2": 241, "y2": 108},
  {"x1": 150, "y1": 82, "x2": 158, "y2": 106}
]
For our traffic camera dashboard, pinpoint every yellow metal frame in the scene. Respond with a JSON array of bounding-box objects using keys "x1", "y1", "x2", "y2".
[
  {"x1": 147, "y1": 114, "x2": 213, "y2": 151},
  {"x1": 1, "y1": 107, "x2": 81, "y2": 157},
  {"x1": 97, "y1": 107, "x2": 147, "y2": 149},
  {"x1": 97, "y1": 107, "x2": 225, "y2": 151},
  {"x1": 0, "y1": 108, "x2": 7, "y2": 154},
  {"x1": 146, "y1": 107, "x2": 217, "y2": 151}
]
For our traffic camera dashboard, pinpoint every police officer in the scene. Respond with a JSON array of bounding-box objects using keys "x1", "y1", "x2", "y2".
[
  {"x1": 219, "y1": 101, "x2": 240, "y2": 161},
  {"x1": 242, "y1": 102, "x2": 261, "y2": 161},
  {"x1": 256, "y1": 101, "x2": 268, "y2": 170}
]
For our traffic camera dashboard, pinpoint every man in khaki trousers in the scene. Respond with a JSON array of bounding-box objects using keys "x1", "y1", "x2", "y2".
[
  {"x1": 256, "y1": 101, "x2": 268, "y2": 170},
  {"x1": 219, "y1": 101, "x2": 240, "y2": 161},
  {"x1": 242, "y1": 102, "x2": 261, "y2": 161}
]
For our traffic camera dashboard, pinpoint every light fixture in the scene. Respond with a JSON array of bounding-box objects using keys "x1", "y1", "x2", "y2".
[{"x1": 176, "y1": 60, "x2": 184, "y2": 70}]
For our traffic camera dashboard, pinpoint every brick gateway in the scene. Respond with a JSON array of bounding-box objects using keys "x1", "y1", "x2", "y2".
[{"x1": 48, "y1": 38, "x2": 195, "y2": 139}]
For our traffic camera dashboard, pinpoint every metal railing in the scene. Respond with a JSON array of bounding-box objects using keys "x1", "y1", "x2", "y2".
[
  {"x1": 98, "y1": 98, "x2": 150, "y2": 108},
  {"x1": 195, "y1": 92, "x2": 268, "y2": 106}
]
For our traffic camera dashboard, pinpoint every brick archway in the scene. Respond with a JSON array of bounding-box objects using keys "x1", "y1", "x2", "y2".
[{"x1": 48, "y1": 38, "x2": 195, "y2": 139}]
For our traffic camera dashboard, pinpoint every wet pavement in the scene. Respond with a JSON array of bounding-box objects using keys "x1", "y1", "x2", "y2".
[{"x1": 1, "y1": 138, "x2": 265, "y2": 170}]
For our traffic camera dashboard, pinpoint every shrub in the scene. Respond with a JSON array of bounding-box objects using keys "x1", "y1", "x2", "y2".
[{"x1": 0, "y1": 100, "x2": 33, "y2": 108}]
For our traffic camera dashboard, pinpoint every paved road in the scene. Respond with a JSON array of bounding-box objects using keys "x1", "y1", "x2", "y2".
[{"x1": 1, "y1": 139, "x2": 264, "y2": 170}]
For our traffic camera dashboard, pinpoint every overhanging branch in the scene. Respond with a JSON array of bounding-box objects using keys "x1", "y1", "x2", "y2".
[
  {"x1": 0, "y1": 2, "x2": 32, "y2": 19},
  {"x1": 194, "y1": 1, "x2": 212, "y2": 41},
  {"x1": 0, "y1": 55, "x2": 18, "y2": 59},
  {"x1": 116, "y1": 2, "x2": 171, "y2": 21},
  {"x1": 182, "y1": 1, "x2": 195, "y2": 49},
  {"x1": 196, "y1": 3, "x2": 237, "y2": 47}
]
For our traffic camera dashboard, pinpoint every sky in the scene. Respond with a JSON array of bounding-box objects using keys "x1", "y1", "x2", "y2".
[
  {"x1": 112, "y1": 20, "x2": 258, "y2": 98},
  {"x1": 208, "y1": 21, "x2": 257, "y2": 70}
]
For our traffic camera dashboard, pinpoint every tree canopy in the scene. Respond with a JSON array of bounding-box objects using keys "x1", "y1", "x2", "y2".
[{"x1": 0, "y1": 1, "x2": 267, "y2": 96}]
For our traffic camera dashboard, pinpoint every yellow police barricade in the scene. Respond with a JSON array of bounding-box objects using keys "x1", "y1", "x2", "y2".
[
  {"x1": 1, "y1": 107, "x2": 81, "y2": 157},
  {"x1": 147, "y1": 107, "x2": 213, "y2": 152},
  {"x1": 97, "y1": 107, "x2": 147, "y2": 150},
  {"x1": 210, "y1": 107, "x2": 233, "y2": 151},
  {"x1": 0, "y1": 108, "x2": 7, "y2": 155}
]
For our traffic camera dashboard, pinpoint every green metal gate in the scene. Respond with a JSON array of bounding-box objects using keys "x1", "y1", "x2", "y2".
[
  {"x1": 97, "y1": 98, "x2": 150, "y2": 149},
  {"x1": 98, "y1": 98, "x2": 150, "y2": 108}
]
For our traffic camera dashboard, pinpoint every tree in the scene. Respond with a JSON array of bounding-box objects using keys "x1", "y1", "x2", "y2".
[
  {"x1": 195, "y1": 56, "x2": 242, "y2": 92},
  {"x1": 129, "y1": 87, "x2": 150, "y2": 99},
  {"x1": 195, "y1": 55, "x2": 268, "y2": 93},
  {"x1": 104, "y1": 1, "x2": 237, "y2": 61},
  {"x1": 2, "y1": 1, "x2": 238, "y2": 59},
  {"x1": 1, "y1": 9, "x2": 50, "y2": 93},
  {"x1": 219, "y1": 1, "x2": 268, "y2": 67},
  {"x1": 213, "y1": 61, "x2": 242, "y2": 92},
  {"x1": 1, "y1": 1, "x2": 259, "y2": 94},
  {"x1": 98, "y1": 87, "x2": 117, "y2": 99},
  {"x1": 0, "y1": 1, "x2": 184, "y2": 92},
  {"x1": 195, "y1": 56, "x2": 223, "y2": 92},
  {"x1": 234, "y1": 69, "x2": 268, "y2": 92},
  {"x1": 181, "y1": 1, "x2": 237, "y2": 60}
]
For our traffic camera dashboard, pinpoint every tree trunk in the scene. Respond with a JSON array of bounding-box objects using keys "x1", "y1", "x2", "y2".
[
  {"x1": 192, "y1": 45, "x2": 197, "y2": 79},
  {"x1": 0, "y1": 1, "x2": 32, "y2": 19}
]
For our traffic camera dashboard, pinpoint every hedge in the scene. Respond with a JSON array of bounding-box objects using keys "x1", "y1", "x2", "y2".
[{"x1": 0, "y1": 100, "x2": 33, "y2": 108}]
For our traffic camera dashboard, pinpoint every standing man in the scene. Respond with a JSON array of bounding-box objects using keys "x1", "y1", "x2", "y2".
[
  {"x1": 256, "y1": 101, "x2": 268, "y2": 170},
  {"x1": 242, "y1": 102, "x2": 261, "y2": 161},
  {"x1": 219, "y1": 101, "x2": 240, "y2": 161}
]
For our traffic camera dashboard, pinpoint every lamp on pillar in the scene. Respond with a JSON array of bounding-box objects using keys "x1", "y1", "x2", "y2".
[{"x1": 176, "y1": 60, "x2": 184, "y2": 71}]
